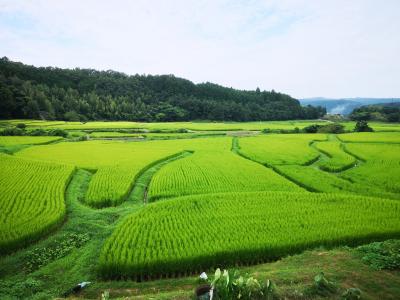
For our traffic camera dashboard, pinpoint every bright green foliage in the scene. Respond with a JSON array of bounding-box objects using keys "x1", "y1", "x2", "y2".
[
  {"x1": 237, "y1": 134, "x2": 327, "y2": 165},
  {"x1": 16, "y1": 138, "x2": 232, "y2": 207},
  {"x1": 209, "y1": 268, "x2": 275, "y2": 300},
  {"x1": 0, "y1": 154, "x2": 74, "y2": 253},
  {"x1": 99, "y1": 191, "x2": 400, "y2": 279},
  {"x1": 338, "y1": 132, "x2": 400, "y2": 143},
  {"x1": 275, "y1": 165, "x2": 354, "y2": 193},
  {"x1": 148, "y1": 151, "x2": 302, "y2": 200},
  {"x1": 17, "y1": 140, "x2": 184, "y2": 207},
  {"x1": 3, "y1": 119, "x2": 400, "y2": 132},
  {"x1": 7, "y1": 120, "x2": 332, "y2": 131},
  {"x1": 0, "y1": 136, "x2": 61, "y2": 146},
  {"x1": 89, "y1": 131, "x2": 141, "y2": 138},
  {"x1": 274, "y1": 165, "x2": 398, "y2": 199},
  {"x1": 315, "y1": 141, "x2": 356, "y2": 172},
  {"x1": 340, "y1": 143, "x2": 400, "y2": 195},
  {"x1": 356, "y1": 239, "x2": 400, "y2": 270}
]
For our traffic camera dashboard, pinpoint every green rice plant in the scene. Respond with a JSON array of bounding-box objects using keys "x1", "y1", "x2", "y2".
[
  {"x1": 340, "y1": 143, "x2": 400, "y2": 195},
  {"x1": 89, "y1": 131, "x2": 142, "y2": 138},
  {"x1": 16, "y1": 138, "x2": 232, "y2": 207},
  {"x1": 237, "y1": 134, "x2": 327, "y2": 166},
  {"x1": 3, "y1": 119, "x2": 400, "y2": 132},
  {"x1": 274, "y1": 165, "x2": 399, "y2": 200},
  {"x1": 0, "y1": 154, "x2": 74, "y2": 253},
  {"x1": 315, "y1": 141, "x2": 356, "y2": 172},
  {"x1": 148, "y1": 151, "x2": 302, "y2": 200},
  {"x1": 99, "y1": 191, "x2": 400, "y2": 279},
  {"x1": 338, "y1": 132, "x2": 400, "y2": 143},
  {"x1": 13, "y1": 120, "x2": 333, "y2": 131},
  {"x1": 0, "y1": 136, "x2": 62, "y2": 146}
]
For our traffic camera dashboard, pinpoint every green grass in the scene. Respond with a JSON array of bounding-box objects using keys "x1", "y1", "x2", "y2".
[{"x1": 99, "y1": 191, "x2": 400, "y2": 279}]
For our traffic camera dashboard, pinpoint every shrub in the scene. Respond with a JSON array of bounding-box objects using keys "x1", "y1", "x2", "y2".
[
  {"x1": 317, "y1": 123, "x2": 345, "y2": 133},
  {"x1": 354, "y1": 120, "x2": 373, "y2": 132},
  {"x1": 29, "y1": 129, "x2": 48, "y2": 136},
  {"x1": 356, "y1": 239, "x2": 400, "y2": 270},
  {"x1": 302, "y1": 124, "x2": 322, "y2": 133},
  {"x1": 47, "y1": 128, "x2": 68, "y2": 137},
  {"x1": 261, "y1": 128, "x2": 271, "y2": 134},
  {"x1": 16, "y1": 123, "x2": 26, "y2": 129},
  {"x1": 303, "y1": 123, "x2": 345, "y2": 134},
  {"x1": 0, "y1": 127, "x2": 25, "y2": 136}
]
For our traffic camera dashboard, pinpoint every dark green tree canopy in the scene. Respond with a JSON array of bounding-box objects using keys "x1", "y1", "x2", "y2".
[
  {"x1": 350, "y1": 104, "x2": 400, "y2": 122},
  {"x1": 0, "y1": 57, "x2": 325, "y2": 121}
]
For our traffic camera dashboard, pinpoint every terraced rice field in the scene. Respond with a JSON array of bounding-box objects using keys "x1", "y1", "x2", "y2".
[
  {"x1": 1, "y1": 130, "x2": 400, "y2": 281},
  {"x1": 0, "y1": 136, "x2": 62, "y2": 146},
  {"x1": 89, "y1": 131, "x2": 142, "y2": 138},
  {"x1": 338, "y1": 132, "x2": 400, "y2": 143},
  {"x1": 340, "y1": 143, "x2": 400, "y2": 195},
  {"x1": 99, "y1": 191, "x2": 400, "y2": 279},
  {"x1": 237, "y1": 134, "x2": 327, "y2": 165},
  {"x1": 0, "y1": 154, "x2": 74, "y2": 253},
  {"x1": 148, "y1": 150, "x2": 302, "y2": 200},
  {"x1": 315, "y1": 141, "x2": 356, "y2": 172},
  {"x1": 15, "y1": 138, "x2": 232, "y2": 207}
]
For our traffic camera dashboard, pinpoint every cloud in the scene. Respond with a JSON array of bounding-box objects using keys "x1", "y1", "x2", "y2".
[{"x1": 0, "y1": 0, "x2": 399, "y2": 98}]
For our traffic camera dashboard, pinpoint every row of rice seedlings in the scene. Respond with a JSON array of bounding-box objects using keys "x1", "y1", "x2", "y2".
[
  {"x1": 0, "y1": 136, "x2": 62, "y2": 146},
  {"x1": 99, "y1": 191, "x2": 400, "y2": 280},
  {"x1": 340, "y1": 143, "x2": 400, "y2": 195},
  {"x1": 0, "y1": 154, "x2": 74, "y2": 254},
  {"x1": 237, "y1": 134, "x2": 327, "y2": 166},
  {"x1": 315, "y1": 141, "x2": 357, "y2": 172},
  {"x1": 148, "y1": 150, "x2": 303, "y2": 201},
  {"x1": 338, "y1": 132, "x2": 400, "y2": 143},
  {"x1": 274, "y1": 165, "x2": 399, "y2": 200},
  {"x1": 15, "y1": 138, "x2": 235, "y2": 207}
]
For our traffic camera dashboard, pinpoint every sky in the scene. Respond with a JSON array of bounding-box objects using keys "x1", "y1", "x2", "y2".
[{"x1": 0, "y1": 0, "x2": 399, "y2": 99}]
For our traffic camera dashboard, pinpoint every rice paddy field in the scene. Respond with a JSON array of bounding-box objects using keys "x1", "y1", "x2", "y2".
[
  {"x1": 2, "y1": 119, "x2": 400, "y2": 132},
  {"x1": 0, "y1": 120, "x2": 400, "y2": 299}
]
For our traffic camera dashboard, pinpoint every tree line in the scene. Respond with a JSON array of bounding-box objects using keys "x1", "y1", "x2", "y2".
[
  {"x1": 0, "y1": 57, "x2": 326, "y2": 122},
  {"x1": 350, "y1": 104, "x2": 400, "y2": 122}
]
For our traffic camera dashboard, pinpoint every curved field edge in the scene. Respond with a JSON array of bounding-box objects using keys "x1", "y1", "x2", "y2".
[
  {"x1": 231, "y1": 137, "x2": 312, "y2": 191},
  {"x1": 84, "y1": 150, "x2": 193, "y2": 208},
  {"x1": 128, "y1": 150, "x2": 193, "y2": 203},
  {"x1": 314, "y1": 141, "x2": 358, "y2": 173},
  {"x1": 0, "y1": 154, "x2": 75, "y2": 255},
  {"x1": 98, "y1": 191, "x2": 400, "y2": 280}
]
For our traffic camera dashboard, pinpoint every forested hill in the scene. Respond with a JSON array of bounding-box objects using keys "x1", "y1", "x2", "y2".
[{"x1": 0, "y1": 57, "x2": 325, "y2": 122}]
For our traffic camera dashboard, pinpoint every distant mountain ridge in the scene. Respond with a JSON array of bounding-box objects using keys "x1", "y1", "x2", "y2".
[{"x1": 300, "y1": 98, "x2": 400, "y2": 115}]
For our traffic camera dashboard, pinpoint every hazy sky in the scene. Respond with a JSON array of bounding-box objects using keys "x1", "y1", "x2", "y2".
[{"x1": 0, "y1": 0, "x2": 399, "y2": 99}]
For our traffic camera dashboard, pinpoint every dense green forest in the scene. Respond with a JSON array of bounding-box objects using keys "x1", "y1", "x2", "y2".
[
  {"x1": 0, "y1": 57, "x2": 325, "y2": 122},
  {"x1": 350, "y1": 104, "x2": 400, "y2": 122}
]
